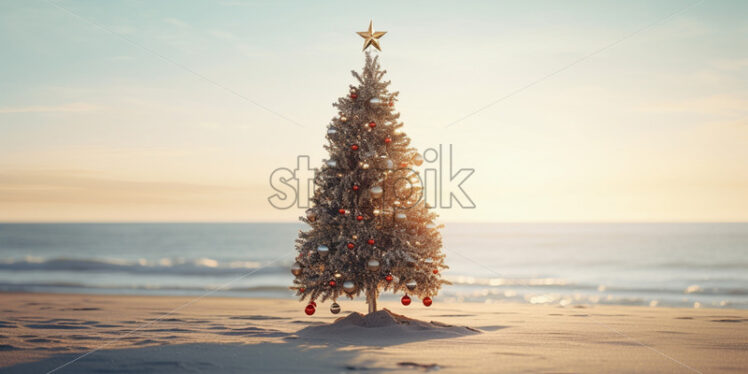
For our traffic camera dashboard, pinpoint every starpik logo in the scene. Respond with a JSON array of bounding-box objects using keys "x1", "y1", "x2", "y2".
[{"x1": 268, "y1": 144, "x2": 475, "y2": 210}]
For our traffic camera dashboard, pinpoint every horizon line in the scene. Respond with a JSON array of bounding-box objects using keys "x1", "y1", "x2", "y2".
[{"x1": 1, "y1": 220, "x2": 747, "y2": 225}]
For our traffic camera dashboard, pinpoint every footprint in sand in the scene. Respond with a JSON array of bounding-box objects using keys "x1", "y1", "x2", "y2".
[
  {"x1": 0, "y1": 321, "x2": 18, "y2": 328},
  {"x1": 217, "y1": 327, "x2": 290, "y2": 338},
  {"x1": 24, "y1": 324, "x2": 90, "y2": 330},
  {"x1": 25, "y1": 338, "x2": 58, "y2": 343},
  {"x1": 229, "y1": 315, "x2": 291, "y2": 321},
  {"x1": 476, "y1": 325, "x2": 508, "y2": 332}
]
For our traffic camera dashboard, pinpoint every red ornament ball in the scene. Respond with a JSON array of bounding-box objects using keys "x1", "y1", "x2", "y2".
[
  {"x1": 310, "y1": 301, "x2": 317, "y2": 307},
  {"x1": 338, "y1": 209, "x2": 346, "y2": 215},
  {"x1": 299, "y1": 287, "x2": 306, "y2": 293},
  {"x1": 433, "y1": 269, "x2": 439, "y2": 274},
  {"x1": 368, "y1": 121, "x2": 376, "y2": 128},
  {"x1": 356, "y1": 215, "x2": 363, "y2": 221},
  {"x1": 350, "y1": 93, "x2": 358, "y2": 99},
  {"x1": 305, "y1": 304, "x2": 316, "y2": 315},
  {"x1": 329, "y1": 280, "x2": 336, "y2": 287},
  {"x1": 304, "y1": 304, "x2": 317, "y2": 316},
  {"x1": 423, "y1": 297, "x2": 432, "y2": 307},
  {"x1": 401, "y1": 295, "x2": 411, "y2": 306},
  {"x1": 385, "y1": 274, "x2": 393, "y2": 282},
  {"x1": 367, "y1": 239, "x2": 375, "y2": 245},
  {"x1": 384, "y1": 137, "x2": 392, "y2": 144},
  {"x1": 353, "y1": 185, "x2": 359, "y2": 191},
  {"x1": 347, "y1": 243, "x2": 355, "y2": 249},
  {"x1": 351, "y1": 144, "x2": 359, "y2": 151}
]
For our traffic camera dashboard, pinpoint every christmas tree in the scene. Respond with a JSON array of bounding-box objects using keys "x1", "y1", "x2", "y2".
[{"x1": 291, "y1": 21, "x2": 447, "y2": 316}]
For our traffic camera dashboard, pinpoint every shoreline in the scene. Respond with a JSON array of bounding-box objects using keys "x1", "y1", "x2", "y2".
[
  {"x1": 0, "y1": 289, "x2": 741, "y2": 310},
  {"x1": 1, "y1": 292, "x2": 746, "y2": 373}
]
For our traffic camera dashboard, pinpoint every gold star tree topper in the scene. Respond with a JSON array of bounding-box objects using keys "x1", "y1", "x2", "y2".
[{"x1": 357, "y1": 20, "x2": 387, "y2": 51}]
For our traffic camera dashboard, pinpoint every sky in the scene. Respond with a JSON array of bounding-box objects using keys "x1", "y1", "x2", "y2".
[{"x1": 0, "y1": 0, "x2": 747, "y2": 222}]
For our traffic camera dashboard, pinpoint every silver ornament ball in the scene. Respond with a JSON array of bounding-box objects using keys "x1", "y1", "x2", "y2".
[
  {"x1": 291, "y1": 262, "x2": 302, "y2": 276},
  {"x1": 367, "y1": 259, "x2": 380, "y2": 272},
  {"x1": 413, "y1": 154, "x2": 424, "y2": 166},
  {"x1": 316, "y1": 245, "x2": 329, "y2": 256},
  {"x1": 370, "y1": 186, "x2": 383, "y2": 199},
  {"x1": 343, "y1": 281, "x2": 356, "y2": 294},
  {"x1": 330, "y1": 302, "x2": 341, "y2": 314},
  {"x1": 305, "y1": 209, "x2": 316, "y2": 222}
]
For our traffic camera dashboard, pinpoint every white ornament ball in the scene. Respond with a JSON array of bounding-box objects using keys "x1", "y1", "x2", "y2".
[
  {"x1": 406, "y1": 279, "x2": 417, "y2": 290},
  {"x1": 373, "y1": 209, "x2": 381, "y2": 216},
  {"x1": 362, "y1": 163, "x2": 370, "y2": 170}
]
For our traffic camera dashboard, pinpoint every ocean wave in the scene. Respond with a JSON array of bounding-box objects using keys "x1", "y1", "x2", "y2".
[
  {"x1": 445, "y1": 276, "x2": 748, "y2": 297},
  {"x1": 1, "y1": 281, "x2": 745, "y2": 309},
  {"x1": 446, "y1": 275, "x2": 576, "y2": 288},
  {"x1": 0, "y1": 256, "x2": 284, "y2": 276}
]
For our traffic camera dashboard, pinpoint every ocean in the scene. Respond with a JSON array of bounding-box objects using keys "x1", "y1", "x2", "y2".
[{"x1": 0, "y1": 222, "x2": 746, "y2": 309}]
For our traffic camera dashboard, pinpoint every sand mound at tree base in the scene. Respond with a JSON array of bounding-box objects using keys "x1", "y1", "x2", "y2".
[{"x1": 296, "y1": 309, "x2": 480, "y2": 345}]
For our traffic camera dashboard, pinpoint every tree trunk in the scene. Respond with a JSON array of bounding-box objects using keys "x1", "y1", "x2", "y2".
[{"x1": 366, "y1": 287, "x2": 377, "y2": 314}]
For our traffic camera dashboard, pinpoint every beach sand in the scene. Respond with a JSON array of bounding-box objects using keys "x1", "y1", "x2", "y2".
[{"x1": 0, "y1": 292, "x2": 746, "y2": 373}]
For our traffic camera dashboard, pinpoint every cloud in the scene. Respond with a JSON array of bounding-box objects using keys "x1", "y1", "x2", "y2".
[
  {"x1": 163, "y1": 17, "x2": 190, "y2": 29},
  {"x1": 109, "y1": 55, "x2": 135, "y2": 62},
  {"x1": 218, "y1": 0, "x2": 252, "y2": 7},
  {"x1": 109, "y1": 25, "x2": 137, "y2": 35},
  {"x1": 210, "y1": 30, "x2": 238, "y2": 41},
  {"x1": 0, "y1": 103, "x2": 101, "y2": 114},
  {"x1": 710, "y1": 58, "x2": 748, "y2": 72},
  {"x1": 637, "y1": 94, "x2": 748, "y2": 117},
  {"x1": 0, "y1": 169, "x2": 248, "y2": 204},
  {"x1": 0, "y1": 169, "x2": 281, "y2": 222}
]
